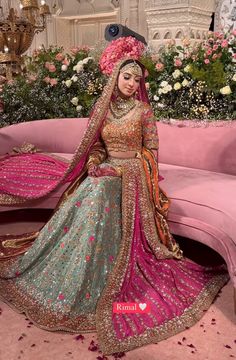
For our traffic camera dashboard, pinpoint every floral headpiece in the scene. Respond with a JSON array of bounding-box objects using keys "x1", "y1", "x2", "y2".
[{"x1": 99, "y1": 36, "x2": 145, "y2": 75}]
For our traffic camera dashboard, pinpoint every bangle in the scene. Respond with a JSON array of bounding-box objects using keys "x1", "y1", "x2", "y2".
[{"x1": 115, "y1": 166, "x2": 123, "y2": 177}]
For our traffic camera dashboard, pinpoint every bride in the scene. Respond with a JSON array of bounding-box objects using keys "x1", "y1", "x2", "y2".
[{"x1": 0, "y1": 58, "x2": 228, "y2": 355}]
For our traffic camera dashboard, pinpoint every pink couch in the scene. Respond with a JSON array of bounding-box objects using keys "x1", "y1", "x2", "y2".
[{"x1": 0, "y1": 118, "x2": 236, "y2": 298}]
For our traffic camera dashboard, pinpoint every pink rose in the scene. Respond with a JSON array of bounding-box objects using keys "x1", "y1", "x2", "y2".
[
  {"x1": 55, "y1": 53, "x2": 64, "y2": 61},
  {"x1": 145, "y1": 82, "x2": 150, "y2": 90},
  {"x1": 212, "y1": 53, "x2": 218, "y2": 60},
  {"x1": 174, "y1": 58, "x2": 182, "y2": 67},
  {"x1": 206, "y1": 49, "x2": 212, "y2": 56},
  {"x1": 28, "y1": 74, "x2": 37, "y2": 82},
  {"x1": 45, "y1": 62, "x2": 51, "y2": 69},
  {"x1": 48, "y1": 64, "x2": 56, "y2": 73},
  {"x1": 232, "y1": 29, "x2": 236, "y2": 36},
  {"x1": 155, "y1": 63, "x2": 164, "y2": 71},
  {"x1": 62, "y1": 57, "x2": 70, "y2": 66},
  {"x1": 50, "y1": 78, "x2": 58, "y2": 86},
  {"x1": 204, "y1": 59, "x2": 210, "y2": 64},
  {"x1": 221, "y1": 40, "x2": 228, "y2": 48},
  {"x1": 44, "y1": 76, "x2": 51, "y2": 84},
  {"x1": 213, "y1": 44, "x2": 219, "y2": 51}
]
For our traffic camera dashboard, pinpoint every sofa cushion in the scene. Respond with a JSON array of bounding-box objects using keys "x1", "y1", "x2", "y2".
[{"x1": 159, "y1": 163, "x2": 236, "y2": 246}]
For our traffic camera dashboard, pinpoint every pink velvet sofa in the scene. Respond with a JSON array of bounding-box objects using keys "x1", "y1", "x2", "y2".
[{"x1": 0, "y1": 118, "x2": 236, "y2": 300}]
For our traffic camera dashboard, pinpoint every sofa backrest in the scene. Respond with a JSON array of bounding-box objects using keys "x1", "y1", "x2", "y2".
[
  {"x1": 0, "y1": 118, "x2": 88, "y2": 154},
  {"x1": 0, "y1": 118, "x2": 235, "y2": 175},
  {"x1": 157, "y1": 122, "x2": 236, "y2": 176}
]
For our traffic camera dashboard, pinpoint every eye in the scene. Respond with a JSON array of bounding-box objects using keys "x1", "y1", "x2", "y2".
[
  {"x1": 123, "y1": 74, "x2": 131, "y2": 80},
  {"x1": 134, "y1": 78, "x2": 140, "y2": 83}
]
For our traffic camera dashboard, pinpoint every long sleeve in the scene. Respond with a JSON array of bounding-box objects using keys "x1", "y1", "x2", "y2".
[
  {"x1": 87, "y1": 137, "x2": 107, "y2": 168},
  {"x1": 142, "y1": 104, "x2": 159, "y2": 150}
]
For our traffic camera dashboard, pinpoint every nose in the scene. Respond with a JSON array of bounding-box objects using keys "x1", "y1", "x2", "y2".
[{"x1": 127, "y1": 78, "x2": 135, "y2": 88}]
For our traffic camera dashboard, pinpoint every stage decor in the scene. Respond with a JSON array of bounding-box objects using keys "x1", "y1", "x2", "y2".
[
  {"x1": 0, "y1": 30, "x2": 235, "y2": 127},
  {"x1": 0, "y1": 0, "x2": 50, "y2": 80}
]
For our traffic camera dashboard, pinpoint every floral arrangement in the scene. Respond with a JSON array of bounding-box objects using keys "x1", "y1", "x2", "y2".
[
  {"x1": 0, "y1": 30, "x2": 235, "y2": 127},
  {"x1": 0, "y1": 45, "x2": 107, "y2": 127},
  {"x1": 147, "y1": 30, "x2": 236, "y2": 120}
]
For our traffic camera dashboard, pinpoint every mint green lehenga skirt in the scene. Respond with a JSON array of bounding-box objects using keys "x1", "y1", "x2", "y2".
[{"x1": 0, "y1": 168, "x2": 122, "y2": 328}]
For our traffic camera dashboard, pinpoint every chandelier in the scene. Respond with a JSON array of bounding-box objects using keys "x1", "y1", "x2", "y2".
[{"x1": 0, "y1": 0, "x2": 51, "y2": 79}]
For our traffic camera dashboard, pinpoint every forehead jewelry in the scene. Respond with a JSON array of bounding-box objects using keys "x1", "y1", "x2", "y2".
[{"x1": 120, "y1": 61, "x2": 142, "y2": 77}]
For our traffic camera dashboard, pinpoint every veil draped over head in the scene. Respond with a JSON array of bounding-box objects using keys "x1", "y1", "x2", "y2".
[
  {"x1": 0, "y1": 57, "x2": 151, "y2": 257},
  {"x1": 0, "y1": 58, "x2": 149, "y2": 207}
]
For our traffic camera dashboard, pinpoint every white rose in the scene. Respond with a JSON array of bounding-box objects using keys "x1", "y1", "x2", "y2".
[
  {"x1": 182, "y1": 79, "x2": 189, "y2": 87},
  {"x1": 162, "y1": 86, "x2": 169, "y2": 94},
  {"x1": 61, "y1": 64, "x2": 68, "y2": 71},
  {"x1": 73, "y1": 61, "x2": 83, "y2": 73},
  {"x1": 153, "y1": 95, "x2": 159, "y2": 101},
  {"x1": 65, "y1": 79, "x2": 72, "y2": 88},
  {"x1": 157, "y1": 102, "x2": 165, "y2": 108},
  {"x1": 174, "y1": 82, "x2": 181, "y2": 90},
  {"x1": 232, "y1": 74, "x2": 236, "y2": 82},
  {"x1": 158, "y1": 88, "x2": 163, "y2": 95},
  {"x1": 71, "y1": 97, "x2": 79, "y2": 106},
  {"x1": 72, "y1": 75, "x2": 78, "y2": 83},
  {"x1": 166, "y1": 84, "x2": 172, "y2": 92},
  {"x1": 82, "y1": 57, "x2": 93, "y2": 64},
  {"x1": 160, "y1": 80, "x2": 168, "y2": 87},
  {"x1": 220, "y1": 85, "x2": 232, "y2": 95},
  {"x1": 184, "y1": 65, "x2": 191, "y2": 73},
  {"x1": 76, "y1": 105, "x2": 82, "y2": 112},
  {"x1": 172, "y1": 69, "x2": 182, "y2": 79}
]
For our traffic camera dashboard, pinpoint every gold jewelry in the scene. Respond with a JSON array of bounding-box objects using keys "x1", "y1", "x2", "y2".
[
  {"x1": 109, "y1": 97, "x2": 136, "y2": 119},
  {"x1": 120, "y1": 61, "x2": 142, "y2": 77},
  {"x1": 115, "y1": 166, "x2": 123, "y2": 177}
]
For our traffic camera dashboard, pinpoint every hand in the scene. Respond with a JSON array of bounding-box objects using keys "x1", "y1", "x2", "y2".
[{"x1": 88, "y1": 164, "x2": 121, "y2": 177}]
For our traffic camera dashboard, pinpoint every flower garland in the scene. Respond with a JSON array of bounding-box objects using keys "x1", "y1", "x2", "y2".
[{"x1": 99, "y1": 36, "x2": 145, "y2": 75}]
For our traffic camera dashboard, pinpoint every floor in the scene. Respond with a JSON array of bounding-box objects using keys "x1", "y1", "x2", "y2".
[{"x1": 0, "y1": 210, "x2": 235, "y2": 360}]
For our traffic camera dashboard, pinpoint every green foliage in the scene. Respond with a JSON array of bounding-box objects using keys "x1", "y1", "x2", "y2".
[{"x1": 0, "y1": 30, "x2": 235, "y2": 126}]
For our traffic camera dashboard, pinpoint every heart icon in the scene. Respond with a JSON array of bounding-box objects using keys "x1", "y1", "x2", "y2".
[{"x1": 139, "y1": 303, "x2": 147, "y2": 311}]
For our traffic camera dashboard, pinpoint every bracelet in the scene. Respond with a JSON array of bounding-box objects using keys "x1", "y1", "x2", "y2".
[{"x1": 115, "y1": 166, "x2": 123, "y2": 177}]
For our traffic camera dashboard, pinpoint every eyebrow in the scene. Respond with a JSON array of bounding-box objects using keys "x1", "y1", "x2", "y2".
[{"x1": 123, "y1": 72, "x2": 141, "y2": 79}]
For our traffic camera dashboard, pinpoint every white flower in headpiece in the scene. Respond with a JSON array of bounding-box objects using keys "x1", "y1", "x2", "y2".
[
  {"x1": 232, "y1": 74, "x2": 236, "y2": 82},
  {"x1": 153, "y1": 95, "x2": 159, "y2": 101}
]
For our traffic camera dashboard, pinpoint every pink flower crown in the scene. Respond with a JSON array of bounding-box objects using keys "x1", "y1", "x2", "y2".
[{"x1": 99, "y1": 36, "x2": 145, "y2": 75}]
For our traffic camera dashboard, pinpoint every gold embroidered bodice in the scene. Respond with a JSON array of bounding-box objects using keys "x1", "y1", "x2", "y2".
[{"x1": 101, "y1": 101, "x2": 158, "y2": 153}]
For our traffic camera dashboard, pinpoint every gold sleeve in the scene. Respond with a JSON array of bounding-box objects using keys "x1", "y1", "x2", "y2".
[
  {"x1": 142, "y1": 104, "x2": 159, "y2": 150},
  {"x1": 87, "y1": 138, "x2": 107, "y2": 168}
]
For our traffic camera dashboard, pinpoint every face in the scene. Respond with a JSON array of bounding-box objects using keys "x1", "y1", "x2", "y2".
[{"x1": 117, "y1": 69, "x2": 141, "y2": 98}]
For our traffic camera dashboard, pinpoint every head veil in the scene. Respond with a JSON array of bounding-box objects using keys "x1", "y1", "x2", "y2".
[
  {"x1": 0, "y1": 57, "x2": 149, "y2": 257},
  {"x1": 63, "y1": 57, "x2": 149, "y2": 183}
]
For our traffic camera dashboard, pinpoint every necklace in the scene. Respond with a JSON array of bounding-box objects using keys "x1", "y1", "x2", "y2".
[{"x1": 109, "y1": 97, "x2": 136, "y2": 119}]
